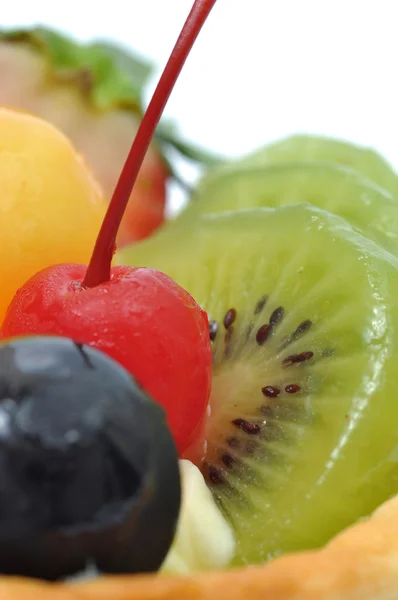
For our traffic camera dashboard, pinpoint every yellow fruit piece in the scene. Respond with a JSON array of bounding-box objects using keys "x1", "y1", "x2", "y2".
[{"x1": 0, "y1": 107, "x2": 106, "y2": 322}]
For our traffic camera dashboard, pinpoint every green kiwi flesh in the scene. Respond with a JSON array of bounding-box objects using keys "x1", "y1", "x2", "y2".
[
  {"x1": 171, "y1": 163, "x2": 398, "y2": 256},
  {"x1": 197, "y1": 134, "x2": 398, "y2": 199},
  {"x1": 126, "y1": 204, "x2": 398, "y2": 566}
]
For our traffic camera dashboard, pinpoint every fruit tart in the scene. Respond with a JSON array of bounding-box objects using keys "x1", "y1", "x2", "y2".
[{"x1": 2, "y1": 1, "x2": 398, "y2": 599}]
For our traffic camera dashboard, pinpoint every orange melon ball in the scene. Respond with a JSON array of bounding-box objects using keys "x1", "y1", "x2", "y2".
[{"x1": 0, "y1": 108, "x2": 107, "y2": 321}]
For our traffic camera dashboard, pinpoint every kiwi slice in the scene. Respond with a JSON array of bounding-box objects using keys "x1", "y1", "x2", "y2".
[
  {"x1": 127, "y1": 204, "x2": 398, "y2": 565},
  {"x1": 241, "y1": 135, "x2": 398, "y2": 196},
  {"x1": 169, "y1": 163, "x2": 398, "y2": 255},
  {"x1": 197, "y1": 134, "x2": 398, "y2": 198}
]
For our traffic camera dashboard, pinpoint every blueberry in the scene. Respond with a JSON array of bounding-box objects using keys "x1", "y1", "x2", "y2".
[{"x1": 0, "y1": 336, "x2": 181, "y2": 580}]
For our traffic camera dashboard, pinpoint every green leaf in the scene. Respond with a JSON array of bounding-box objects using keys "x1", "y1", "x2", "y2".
[{"x1": 156, "y1": 121, "x2": 225, "y2": 168}]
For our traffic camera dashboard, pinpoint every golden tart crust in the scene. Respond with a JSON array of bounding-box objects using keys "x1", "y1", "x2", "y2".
[{"x1": 1, "y1": 494, "x2": 398, "y2": 600}]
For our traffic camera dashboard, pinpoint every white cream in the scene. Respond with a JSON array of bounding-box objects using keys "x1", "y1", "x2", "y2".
[{"x1": 161, "y1": 459, "x2": 235, "y2": 574}]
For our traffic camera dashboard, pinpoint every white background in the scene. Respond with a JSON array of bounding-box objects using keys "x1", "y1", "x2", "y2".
[{"x1": 3, "y1": 1, "x2": 398, "y2": 208}]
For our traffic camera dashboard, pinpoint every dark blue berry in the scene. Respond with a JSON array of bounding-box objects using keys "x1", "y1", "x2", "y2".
[{"x1": 0, "y1": 336, "x2": 180, "y2": 580}]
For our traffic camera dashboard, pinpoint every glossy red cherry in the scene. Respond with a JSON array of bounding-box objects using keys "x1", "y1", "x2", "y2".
[
  {"x1": 1, "y1": 0, "x2": 216, "y2": 454},
  {"x1": 2, "y1": 265, "x2": 211, "y2": 453}
]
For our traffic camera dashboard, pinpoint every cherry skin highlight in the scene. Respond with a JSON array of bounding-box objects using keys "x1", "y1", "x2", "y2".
[
  {"x1": 1, "y1": 0, "x2": 216, "y2": 453},
  {"x1": 1, "y1": 265, "x2": 211, "y2": 453}
]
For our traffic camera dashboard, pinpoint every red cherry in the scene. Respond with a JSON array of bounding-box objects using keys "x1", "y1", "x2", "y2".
[
  {"x1": 2, "y1": 265, "x2": 211, "y2": 452},
  {"x1": 1, "y1": 0, "x2": 216, "y2": 454}
]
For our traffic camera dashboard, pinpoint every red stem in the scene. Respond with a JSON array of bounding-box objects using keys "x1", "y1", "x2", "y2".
[{"x1": 83, "y1": 0, "x2": 217, "y2": 288}]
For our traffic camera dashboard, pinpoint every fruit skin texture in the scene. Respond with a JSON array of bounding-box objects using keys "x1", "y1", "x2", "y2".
[
  {"x1": 0, "y1": 32, "x2": 169, "y2": 246},
  {"x1": 0, "y1": 107, "x2": 106, "y2": 322},
  {"x1": 1, "y1": 265, "x2": 212, "y2": 455},
  {"x1": 0, "y1": 336, "x2": 181, "y2": 580}
]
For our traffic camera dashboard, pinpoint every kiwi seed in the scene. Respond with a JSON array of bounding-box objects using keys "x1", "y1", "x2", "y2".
[{"x1": 223, "y1": 308, "x2": 237, "y2": 329}]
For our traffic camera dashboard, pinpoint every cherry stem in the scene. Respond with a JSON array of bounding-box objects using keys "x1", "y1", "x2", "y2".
[{"x1": 83, "y1": 0, "x2": 217, "y2": 288}]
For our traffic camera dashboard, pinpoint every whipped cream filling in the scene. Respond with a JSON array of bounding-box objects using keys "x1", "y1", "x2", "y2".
[{"x1": 161, "y1": 459, "x2": 236, "y2": 574}]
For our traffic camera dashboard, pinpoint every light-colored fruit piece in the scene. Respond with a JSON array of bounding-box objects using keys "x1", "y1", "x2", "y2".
[
  {"x1": 162, "y1": 460, "x2": 235, "y2": 574},
  {"x1": 0, "y1": 107, "x2": 106, "y2": 321},
  {"x1": 161, "y1": 163, "x2": 398, "y2": 255},
  {"x1": 124, "y1": 204, "x2": 398, "y2": 566}
]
